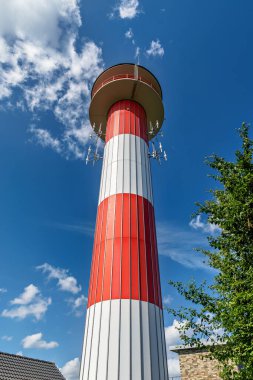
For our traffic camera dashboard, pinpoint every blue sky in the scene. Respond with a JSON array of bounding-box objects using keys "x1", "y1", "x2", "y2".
[{"x1": 0, "y1": 0, "x2": 253, "y2": 378}]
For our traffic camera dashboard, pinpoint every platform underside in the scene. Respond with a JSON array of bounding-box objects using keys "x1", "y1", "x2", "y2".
[{"x1": 89, "y1": 78, "x2": 164, "y2": 140}]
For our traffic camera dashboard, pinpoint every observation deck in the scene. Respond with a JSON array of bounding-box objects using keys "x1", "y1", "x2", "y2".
[{"x1": 89, "y1": 63, "x2": 164, "y2": 140}]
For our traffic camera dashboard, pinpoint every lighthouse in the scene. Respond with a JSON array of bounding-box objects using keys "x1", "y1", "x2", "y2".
[{"x1": 79, "y1": 64, "x2": 169, "y2": 380}]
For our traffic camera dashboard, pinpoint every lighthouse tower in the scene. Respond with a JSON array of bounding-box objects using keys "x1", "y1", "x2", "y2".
[{"x1": 79, "y1": 64, "x2": 168, "y2": 380}]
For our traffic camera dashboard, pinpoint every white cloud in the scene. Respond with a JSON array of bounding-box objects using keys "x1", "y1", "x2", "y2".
[
  {"x1": 0, "y1": 0, "x2": 81, "y2": 48},
  {"x1": 165, "y1": 320, "x2": 183, "y2": 347},
  {"x1": 125, "y1": 28, "x2": 134, "y2": 39},
  {"x1": 16, "y1": 351, "x2": 23, "y2": 356},
  {"x1": 167, "y1": 356, "x2": 181, "y2": 378},
  {"x1": 29, "y1": 125, "x2": 62, "y2": 154},
  {"x1": 58, "y1": 277, "x2": 81, "y2": 294},
  {"x1": 51, "y1": 221, "x2": 95, "y2": 236},
  {"x1": 37, "y1": 263, "x2": 81, "y2": 294},
  {"x1": 165, "y1": 320, "x2": 185, "y2": 378},
  {"x1": 22, "y1": 332, "x2": 59, "y2": 349},
  {"x1": 2, "y1": 284, "x2": 51, "y2": 320},
  {"x1": 11, "y1": 284, "x2": 39, "y2": 305},
  {"x1": 60, "y1": 357, "x2": 80, "y2": 380},
  {"x1": 189, "y1": 215, "x2": 221, "y2": 234},
  {"x1": 0, "y1": 0, "x2": 104, "y2": 159},
  {"x1": 2, "y1": 335, "x2": 12, "y2": 342},
  {"x1": 163, "y1": 294, "x2": 173, "y2": 306},
  {"x1": 146, "y1": 39, "x2": 164, "y2": 57},
  {"x1": 157, "y1": 222, "x2": 211, "y2": 270},
  {"x1": 112, "y1": 0, "x2": 140, "y2": 19},
  {"x1": 0, "y1": 288, "x2": 7, "y2": 294},
  {"x1": 69, "y1": 294, "x2": 87, "y2": 317}
]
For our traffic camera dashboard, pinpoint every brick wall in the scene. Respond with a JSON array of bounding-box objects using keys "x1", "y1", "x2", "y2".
[{"x1": 176, "y1": 348, "x2": 222, "y2": 380}]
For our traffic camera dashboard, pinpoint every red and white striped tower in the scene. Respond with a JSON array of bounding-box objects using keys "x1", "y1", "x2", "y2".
[{"x1": 80, "y1": 64, "x2": 168, "y2": 380}]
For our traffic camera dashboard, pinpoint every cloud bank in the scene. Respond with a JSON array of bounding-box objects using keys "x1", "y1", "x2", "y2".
[
  {"x1": 60, "y1": 357, "x2": 80, "y2": 380},
  {"x1": 146, "y1": 39, "x2": 165, "y2": 57},
  {"x1": 189, "y1": 215, "x2": 221, "y2": 234},
  {"x1": 157, "y1": 222, "x2": 210, "y2": 270},
  {"x1": 22, "y1": 332, "x2": 59, "y2": 349},
  {"x1": 2, "y1": 284, "x2": 51, "y2": 320},
  {"x1": 112, "y1": 0, "x2": 140, "y2": 19},
  {"x1": 37, "y1": 263, "x2": 82, "y2": 294},
  {"x1": 0, "y1": 0, "x2": 104, "y2": 159}
]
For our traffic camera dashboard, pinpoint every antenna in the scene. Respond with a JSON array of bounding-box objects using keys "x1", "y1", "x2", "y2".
[
  {"x1": 148, "y1": 121, "x2": 167, "y2": 164},
  {"x1": 85, "y1": 123, "x2": 104, "y2": 165},
  {"x1": 134, "y1": 64, "x2": 138, "y2": 80}
]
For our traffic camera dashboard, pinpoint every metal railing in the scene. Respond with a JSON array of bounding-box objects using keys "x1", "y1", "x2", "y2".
[{"x1": 92, "y1": 74, "x2": 161, "y2": 98}]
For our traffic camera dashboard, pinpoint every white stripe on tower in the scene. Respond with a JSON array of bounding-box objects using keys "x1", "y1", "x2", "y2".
[
  {"x1": 98, "y1": 134, "x2": 153, "y2": 205},
  {"x1": 79, "y1": 100, "x2": 168, "y2": 380}
]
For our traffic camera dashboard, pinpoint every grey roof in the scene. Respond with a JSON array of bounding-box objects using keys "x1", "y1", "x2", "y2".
[
  {"x1": 0, "y1": 352, "x2": 65, "y2": 380},
  {"x1": 170, "y1": 342, "x2": 225, "y2": 353}
]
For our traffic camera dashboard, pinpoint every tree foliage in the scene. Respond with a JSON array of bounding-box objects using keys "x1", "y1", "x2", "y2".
[{"x1": 168, "y1": 124, "x2": 253, "y2": 379}]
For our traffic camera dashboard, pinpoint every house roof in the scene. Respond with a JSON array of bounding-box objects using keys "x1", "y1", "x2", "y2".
[
  {"x1": 170, "y1": 342, "x2": 225, "y2": 354},
  {"x1": 0, "y1": 351, "x2": 65, "y2": 380}
]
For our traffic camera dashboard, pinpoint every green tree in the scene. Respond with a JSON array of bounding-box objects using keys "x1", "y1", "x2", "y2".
[{"x1": 168, "y1": 124, "x2": 253, "y2": 379}]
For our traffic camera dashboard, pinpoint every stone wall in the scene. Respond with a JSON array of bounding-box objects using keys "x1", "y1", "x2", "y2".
[{"x1": 173, "y1": 348, "x2": 222, "y2": 380}]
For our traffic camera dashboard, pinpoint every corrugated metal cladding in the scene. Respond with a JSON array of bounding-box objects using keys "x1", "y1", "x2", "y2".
[{"x1": 80, "y1": 100, "x2": 168, "y2": 380}]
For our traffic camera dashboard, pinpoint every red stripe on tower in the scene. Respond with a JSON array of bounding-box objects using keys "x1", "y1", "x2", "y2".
[{"x1": 80, "y1": 64, "x2": 169, "y2": 380}]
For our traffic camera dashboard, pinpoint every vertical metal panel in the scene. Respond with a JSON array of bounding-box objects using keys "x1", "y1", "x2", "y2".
[
  {"x1": 124, "y1": 133, "x2": 130, "y2": 160},
  {"x1": 110, "y1": 161, "x2": 118, "y2": 198},
  {"x1": 123, "y1": 158, "x2": 131, "y2": 194},
  {"x1": 119, "y1": 300, "x2": 131, "y2": 380},
  {"x1": 130, "y1": 132, "x2": 137, "y2": 162},
  {"x1": 147, "y1": 151, "x2": 154, "y2": 204},
  {"x1": 141, "y1": 139, "x2": 148, "y2": 200},
  {"x1": 106, "y1": 141, "x2": 114, "y2": 199},
  {"x1": 118, "y1": 134, "x2": 124, "y2": 161},
  {"x1": 88, "y1": 199, "x2": 105, "y2": 307},
  {"x1": 116, "y1": 159, "x2": 124, "y2": 195},
  {"x1": 98, "y1": 142, "x2": 107, "y2": 204},
  {"x1": 156, "y1": 305, "x2": 165, "y2": 380},
  {"x1": 82, "y1": 305, "x2": 95, "y2": 379},
  {"x1": 88, "y1": 303, "x2": 101, "y2": 379},
  {"x1": 146, "y1": 147, "x2": 152, "y2": 203},
  {"x1": 95, "y1": 198, "x2": 108, "y2": 304},
  {"x1": 121, "y1": 198, "x2": 130, "y2": 299},
  {"x1": 112, "y1": 134, "x2": 119, "y2": 163},
  {"x1": 97, "y1": 301, "x2": 110, "y2": 379},
  {"x1": 135, "y1": 133, "x2": 142, "y2": 164},
  {"x1": 149, "y1": 302, "x2": 160, "y2": 380},
  {"x1": 149, "y1": 201, "x2": 158, "y2": 307},
  {"x1": 130, "y1": 194, "x2": 139, "y2": 300},
  {"x1": 144, "y1": 199, "x2": 155, "y2": 305},
  {"x1": 160, "y1": 308, "x2": 169, "y2": 380},
  {"x1": 79, "y1": 308, "x2": 90, "y2": 380},
  {"x1": 141, "y1": 301, "x2": 152, "y2": 380},
  {"x1": 130, "y1": 159, "x2": 137, "y2": 195},
  {"x1": 136, "y1": 162, "x2": 143, "y2": 197},
  {"x1": 102, "y1": 239, "x2": 113, "y2": 301},
  {"x1": 107, "y1": 300, "x2": 120, "y2": 380},
  {"x1": 131, "y1": 300, "x2": 142, "y2": 380},
  {"x1": 138, "y1": 196, "x2": 148, "y2": 303}
]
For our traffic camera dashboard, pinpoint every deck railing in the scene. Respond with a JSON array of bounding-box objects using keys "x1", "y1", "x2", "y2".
[{"x1": 92, "y1": 74, "x2": 161, "y2": 98}]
